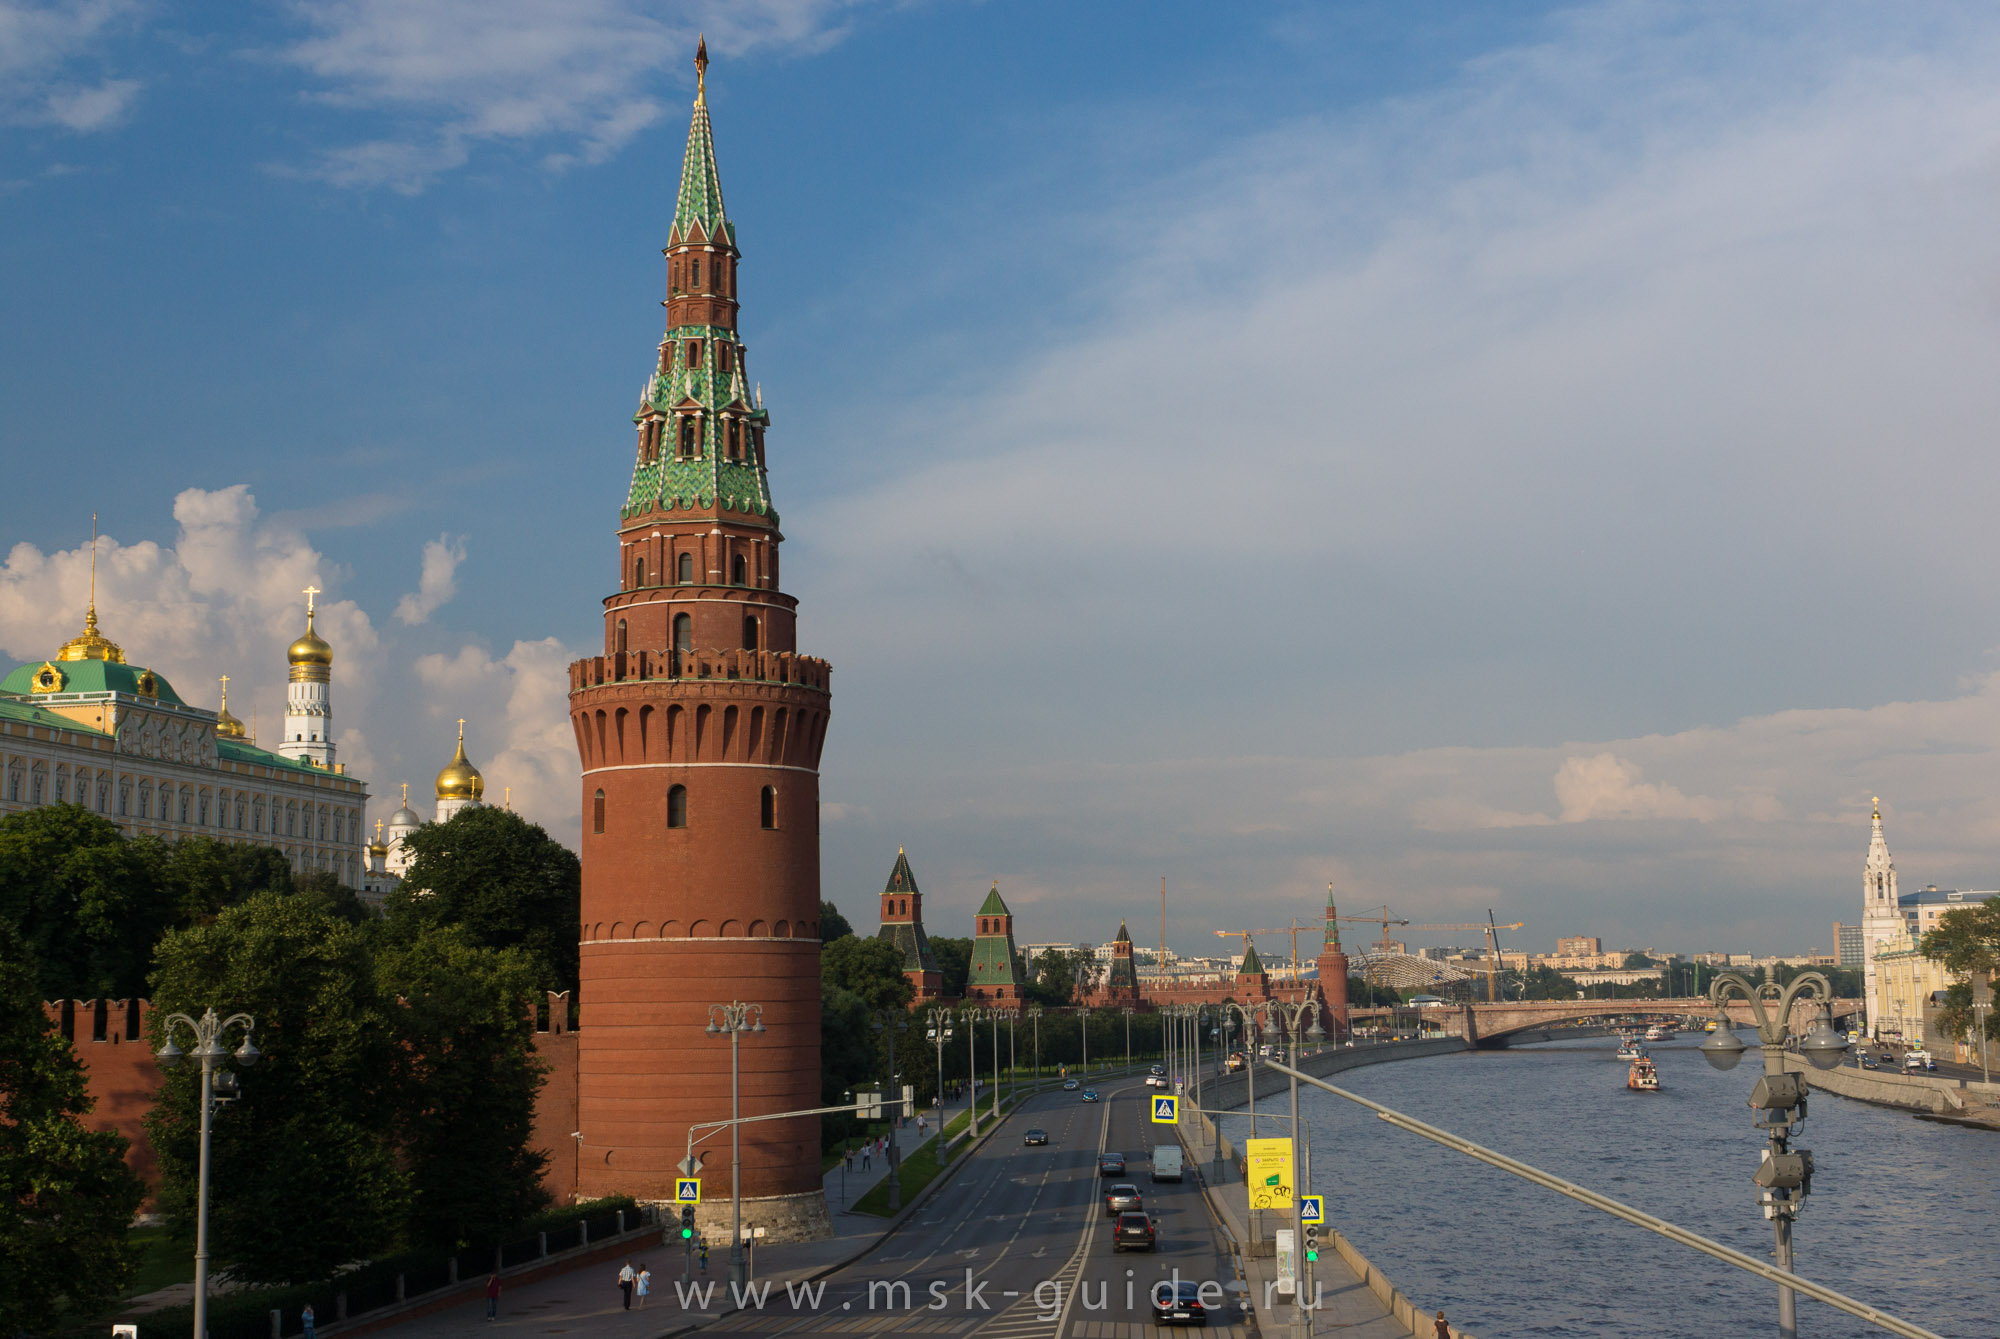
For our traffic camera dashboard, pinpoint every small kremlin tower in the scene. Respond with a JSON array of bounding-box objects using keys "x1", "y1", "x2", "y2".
[
  {"x1": 876, "y1": 850, "x2": 942, "y2": 1001},
  {"x1": 1102, "y1": 921, "x2": 1139, "y2": 1004},
  {"x1": 966, "y1": 884, "x2": 1027, "y2": 1001},
  {"x1": 568, "y1": 41, "x2": 833, "y2": 1239},
  {"x1": 1316, "y1": 886, "x2": 1351, "y2": 1038}
]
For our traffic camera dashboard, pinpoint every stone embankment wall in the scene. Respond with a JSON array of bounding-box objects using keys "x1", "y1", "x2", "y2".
[
  {"x1": 1780, "y1": 1054, "x2": 2000, "y2": 1118},
  {"x1": 1198, "y1": 1037, "x2": 1475, "y2": 1339}
]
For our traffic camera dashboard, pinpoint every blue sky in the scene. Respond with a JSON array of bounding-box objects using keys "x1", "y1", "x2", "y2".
[{"x1": 8, "y1": 1, "x2": 2000, "y2": 956}]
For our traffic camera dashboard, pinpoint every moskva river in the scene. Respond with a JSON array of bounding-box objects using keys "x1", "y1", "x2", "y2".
[{"x1": 1242, "y1": 1037, "x2": 1997, "y2": 1337}]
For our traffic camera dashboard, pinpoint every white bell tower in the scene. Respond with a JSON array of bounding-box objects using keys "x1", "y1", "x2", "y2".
[
  {"x1": 1860, "y1": 796, "x2": 1903, "y2": 1037},
  {"x1": 279, "y1": 585, "x2": 335, "y2": 767}
]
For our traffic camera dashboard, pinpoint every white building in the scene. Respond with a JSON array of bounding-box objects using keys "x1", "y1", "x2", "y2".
[{"x1": 1857, "y1": 799, "x2": 1996, "y2": 1036}]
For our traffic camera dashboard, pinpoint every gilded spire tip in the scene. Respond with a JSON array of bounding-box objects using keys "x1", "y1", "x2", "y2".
[{"x1": 695, "y1": 35, "x2": 708, "y2": 101}]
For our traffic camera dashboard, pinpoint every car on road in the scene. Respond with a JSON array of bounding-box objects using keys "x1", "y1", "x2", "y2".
[
  {"x1": 1150, "y1": 1064, "x2": 1165, "y2": 1075},
  {"x1": 1023, "y1": 1128, "x2": 1048, "y2": 1146},
  {"x1": 1082, "y1": 1088, "x2": 1099, "y2": 1102},
  {"x1": 1098, "y1": 1154, "x2": 1126, "y2": 1177},
  {"x1": 1859, "y1": 1052, "x2": 1879, "y2": 1069},
  {"x1": 1112, "y1": 1211, "x2": 1156, "y2": 1253},
  {"x1": 1151, "y1": 1279, "x2": 1208, "y2": 1325},
  {"x1": 1145, "y1": 1074, "x2": 1166, "y2": 1088},
  {"x1": 1062, "y1": 1078, "x2": 1079, "y2": 1091},
  {"x1": 1905, "y1": 1050, "x2": 1938, "y2": 1072},
  {"x1": 1151, "y1": 1144, "x2": 1183, "y2": 1182},
  {"x1": 1104, "y1": 1183, "x2": 1143, "y2": 1216}
]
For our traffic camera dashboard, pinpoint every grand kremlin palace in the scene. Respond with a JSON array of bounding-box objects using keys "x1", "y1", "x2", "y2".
[{"x1": 0, "y1": 595, "x2": 372, "y2": 885}]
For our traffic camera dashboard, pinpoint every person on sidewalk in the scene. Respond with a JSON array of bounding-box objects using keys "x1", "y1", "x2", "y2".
[
  {"x1": 861, "y1": 1143, "x2": 872, "y2": 1172},
  {"x1": 636, "y1": 1266, "x2": 651, "y2": 1308},
  {"x1": 302, "y1": 1305, "x2": 316, "y2": 1339},
  {"x1": 699, "y1": 1242, "x2": 709, "y2": 1274},
  {"x1": 843, "y1": 1144, "x2": 854, "y2": 1172},
  {"x1": 618, "y1": 1259, "x2": 636, "y2": 1310},
  {"x1": 485, "y1": 1274, "x2": 501, "y2": 1321},
  {"x1": 1435, "y1": 1310, "x2": 1451, "y2": 1339}
]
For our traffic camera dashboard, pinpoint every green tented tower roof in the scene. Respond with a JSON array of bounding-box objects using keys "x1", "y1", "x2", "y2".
[
  {"x1": 1239, "y1": 941, "x2": 1266, "y2": 976},
  {"x1": 977, "y1": 884, "x2": 1010, "y2": 917}
]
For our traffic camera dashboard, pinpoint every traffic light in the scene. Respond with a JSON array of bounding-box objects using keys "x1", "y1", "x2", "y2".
[
  {"x1": 680, "y1": 1205, "x2": 696, "y2": 1239},
  {"x1": 1303, "y1": 1221, "x2": 1320, "y2": 1263}
]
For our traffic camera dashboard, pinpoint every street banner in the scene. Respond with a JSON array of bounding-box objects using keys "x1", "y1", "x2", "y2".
[{"x1": 1245, "y1": 1137, "x2": 1295, "y2": 1210}]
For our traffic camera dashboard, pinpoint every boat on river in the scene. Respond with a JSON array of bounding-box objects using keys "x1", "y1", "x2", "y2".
[
  {"x1": 1615, "y1": 1038, "x2": 1646, "y2": 1061},
  {"x1": 1627, "y1": 1056, "x2": 1660, "y2": 1091}
]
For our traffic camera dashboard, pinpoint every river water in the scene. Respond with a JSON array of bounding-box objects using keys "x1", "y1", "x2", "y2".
[{"x1": 1237, "y1": 1037, "x2": 1997, "y2": 1337}]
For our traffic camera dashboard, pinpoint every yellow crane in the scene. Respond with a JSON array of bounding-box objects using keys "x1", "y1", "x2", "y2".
[{"x1": 1212, "y1": 921, "x2": 1318, "y2": 973}]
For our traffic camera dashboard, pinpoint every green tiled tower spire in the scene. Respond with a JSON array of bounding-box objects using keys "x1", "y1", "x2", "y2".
[
  {"x1": 1104, "y1": 920, "x2": 1138, "y2": 996},
  {"x1": 876, "y1": 848, "x2": 941, "y2": 999},
  {"x1": 623, "y1": 36, "x2": 771, "y2": 523},
  {"x1": 967, "y1": 883, "x2": 1027, "y2": 1000},
  {"x1": 1238, "y1": 939, "x2": 1266, "y2": 977}
]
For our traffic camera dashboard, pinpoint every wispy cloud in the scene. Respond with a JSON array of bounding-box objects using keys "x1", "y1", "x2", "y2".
[
  {"x1": 0, "y1": 0, "x2": 144, "y2": 132},
  {"x1": 268, "y1": 0, "x2": 886, "y2": 191},
  {"x1": 394, "y1": 533, "x2": 467, "y2": 626}
]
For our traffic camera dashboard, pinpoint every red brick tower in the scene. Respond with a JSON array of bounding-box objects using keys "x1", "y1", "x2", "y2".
[
  {"x1": 1102, "y1": 921, "x2": 1140, "y2": 1005},
  {"x1": 569, "y1": 42, "x2": 833, "y2": 1241},
  {"x1": 1235, "y1": 938, "x2": 1272, "y2": 1001},
  {"x1": 1316, "y1": 886, "x2": 1351, "y2": 1038},
  {"x1": 876, "y1": 849, "x2": 942, "y2": 1001}
]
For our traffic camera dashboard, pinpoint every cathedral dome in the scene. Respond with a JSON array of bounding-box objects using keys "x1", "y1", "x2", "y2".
[
  {"x1": 214, "y1": 703, "x2": 246, "y2": 739},
  {"x1": 435, "y1": 722, "x2": 485, "y2": 802},
  {"x1": 288, "y1": 618, "x2": 333, "y2": 668}
]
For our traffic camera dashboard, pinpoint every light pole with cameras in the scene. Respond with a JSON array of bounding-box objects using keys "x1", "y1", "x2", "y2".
[
  {"x1": 705, "y1": 1001, "x2": 765, "y2": 1287},
  {"x1": 926, "y1": 1006, "x2": 955, "y2": 1153},
  {"x1": 959, "y1": 1005, "x2": 984, "y2": 1137},
  {"x1": 155, "y1": 1007, "x2": 259, "y2": 1339},
  {"x1": 871, "y1": 1008, "x2": 910, "y2": 1211},
  {"x1": 1699, "y1": 972, "x2": 1849, "y2": 1339},
  {"x1": 1026, "y1": 1005, "x2": 1043, "y2": 1085}
]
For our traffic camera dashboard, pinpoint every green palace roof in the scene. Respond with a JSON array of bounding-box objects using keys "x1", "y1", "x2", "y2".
[
  {"x1": 1239, "y1": 942, "x2": 1266, "y2": 975},
  {"x1": 0, "y1": 696, "x2": 105, "y2": 733},
  {"x1": 1, "y1": 658, "x2": 185, "y2": 704}
]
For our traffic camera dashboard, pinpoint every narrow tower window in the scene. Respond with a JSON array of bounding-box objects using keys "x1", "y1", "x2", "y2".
[
  {"x1": 634, "y1": 556, "x2": 646, "y2": 587},
  {"x1": 691, "y1": 259, "x2": 702, "y2": 288},
  {"x1": 593, "y1": 788, "x2": 606, "y2": 834},
  {"x1": 731, "y1": 554, "x2": 747, "y2": 585},
  {"x1": 677, "y1": 552, "x2": 695, "y2": 584},
  {"x1": 760, "y1": 785, "x2": 776, "y2": 829},
  {"x1": 667, "y1": 784, "x2": 688, "y2": 828},
  {"x1": 743, "y1": 615, "x2": 758, "y2": 651},
  {"x1": 615, "y1": 619, "x2": 628, "y2": 653},
  {"x1": 673, "y1": 613, "x2": 692, "y2": 652},
  {"x1": 679, "y1": 417, "x2": 697, "y2": 457}
]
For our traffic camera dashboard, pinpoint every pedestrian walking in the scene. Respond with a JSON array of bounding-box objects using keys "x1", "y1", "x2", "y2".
[
  {"x1": 302, "y1": 1305, "x2": 316, "y2": 1339},
  {"x1": 618, "y1": 1259, "x2": 636, "y2": 1310},
  {"x1": 636, "y1": 1266, "x2": 651, "y2": 1308},
  {"x1": 861, "y1": 1143, "x2": 872, "y2": 1172},
  {"x1": 1435, "y1": 1310, "x2": 1450, "y2": 1339},
  {"x1": 843, "y1": 1144, "x2": 853, "y2": 1171},
  {"x1": 485, "y1": 1274, "x2": 501, "y2": 1321},
  {"x1": 699, "y1": 1242, "x2": 709, "y2": 1274}
]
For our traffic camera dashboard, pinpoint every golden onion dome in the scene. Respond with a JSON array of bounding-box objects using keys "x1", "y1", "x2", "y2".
[
  {"x1": 435, "y1": 720, "x2": 485, "y2": 802},
  {"x1": 367, "y1": 819, "x2": 389, "y2": 858},
  {"x1": 288, "y1": 609, "x2": 333, "y2": 667},
  {"x1": 213, "y1": 675, "x2": 246, "y2": 738},
  {"x1": 56, "y1": 604, "x2": 125, "y2": 664}
]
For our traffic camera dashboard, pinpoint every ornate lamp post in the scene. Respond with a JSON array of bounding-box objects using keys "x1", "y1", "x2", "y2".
[
  {"x1": 1025, "y1": 1005, "x2": 1043, "y2": 1084},
  {"x1": 1699, "y1": 972, "x2": 1849, "y2": 1339},
  {"x1": 705, "y1": 1002, "x2": 765, "y2": 1286},
  {"x1": 870, "y1": 1008, "x2": 910, "y2": 1210},
  {"x1": 1216, "y1": 1002, "x2": 1263, "y2": 1136},
  {"x1": 1120, "y1": 1006, "x2": 1134, "y2": 1072},
  {"x1": 155, "y1": 1007, "x2": 259, "y2": 1339},
  {"x1": 925, "y1": 1006, "x2": 955, "y2": 1151},
  {"x1": 959, "y1": 1005, "x2": 985, "y2": 1137},
  {"x1": 986, "y1": 1007, "x2": 1004, "y2": 1122},
  {"x1": 1266, "y1": 997, "x2": 1325, "y2": 1335},
  {"x1": 1003, "y1": 1007, "x2": 1019, "y2": 1102},
  {"x1": 1077, "y1": 1005, "x2": 1093, "y2": 1074}
]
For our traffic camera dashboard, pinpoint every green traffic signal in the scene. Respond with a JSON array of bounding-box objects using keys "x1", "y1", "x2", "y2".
[
  {"x1": 1306, "y1": 1249, "x2": 1318, "y2": 1261},
  {"x1": 681, "y1": 1227, "x2": 693, "y2": 1239}
]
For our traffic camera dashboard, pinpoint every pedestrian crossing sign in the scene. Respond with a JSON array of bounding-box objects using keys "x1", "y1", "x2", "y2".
[
  {"x1": 675, "y1": 1178, "x2": 701, "y2": 1204},
  {"x1": 1151, "y1": 1094, "x2": 1179, "y2": 1124},
  {"x1": 1299, "y1": 1194, "x2": 1324, "y2": 1224}
]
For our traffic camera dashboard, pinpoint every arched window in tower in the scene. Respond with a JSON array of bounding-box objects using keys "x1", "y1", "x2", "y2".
[
  {"x1": 742, "y1": 615, "x2": 758, "y2": 651},
  {"x1": 667, "y1": 784, "x2": 688, "y2": 828},
  {"x1": 615, "y1": 620, "x2": 628, "y2": 653},
  {"x1": 727, "y1": 419, "x2": 740, "y2": 459},
  {"x1": 760, "y1": 785, "x2": 776, "y2": 829},
  {"x1": 719, "y1": 344, "x2": 733, "y2": 375},
  {"x1": 673, "y1": 613, "x2": 692, "y2": 652},
  {"x1": 691, "y1": 259, "x2": 702, "y2": 288},
  {"x1": 679, "y1": 416, "x2": 697, "y2": 458},
  {"x1": 677, "y1": 552, "x2": 695, "y2": 584},
  {"x1": 593, "y1": 788, "x2": 606, "y2": 834},
  {"x1": 634, "y1": 556, "x2": 646, "y2": 587},
  {"x1": 731, "y1": 554, "x2": 747, "y2": 586}
]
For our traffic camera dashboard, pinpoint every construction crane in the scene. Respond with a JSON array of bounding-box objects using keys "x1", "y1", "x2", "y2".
[
  {"x1": 1212, "y1": 921, "x2": 1318, "y2": 973},
  {"x1": 1333, "y1": 908, "x2": 1526, "y2": 1002}
]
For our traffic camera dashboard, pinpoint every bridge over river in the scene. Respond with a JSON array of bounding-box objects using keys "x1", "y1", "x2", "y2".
[{"x1": 1348, "y1": 996, "x2": 1864, "y2": 1044}]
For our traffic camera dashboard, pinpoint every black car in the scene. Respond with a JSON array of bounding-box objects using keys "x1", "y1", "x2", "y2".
[
  {"x1": 1151, "y1": 1279, "x2": 1208, "y2": 1325},
  {"x1": 1112, "y1": 1211, "x2": 1156, "y2": 1253},
  {"x1": 1023, "y1": 1128, "x2": 1049, "y2": 1146},
  {"x1": 1098, "y1": 1154, "x2": 1126, "y2": 1177}
]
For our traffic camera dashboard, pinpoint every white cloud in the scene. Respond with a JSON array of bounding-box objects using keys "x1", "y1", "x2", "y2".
[
  {"x1": 411, "y1": 638, "x2": 580, "y2": 827},
  {"x1": 0, "y1": 0, "x2": 142, "y2": 132},
  {"x1": 1551, "y1": 754, "x2": 1726, "y2": 825},
  {"x1": 270, "y1": 0, "x2": 885, "y2": 190},
  {"x1": 394, "y1": 533, "x2": 467, "y2": 625}
]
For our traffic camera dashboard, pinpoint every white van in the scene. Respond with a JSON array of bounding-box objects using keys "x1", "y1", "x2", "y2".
[{"x1": 1152, "y1": 1144, "x2": 1184, "y2": 1183}]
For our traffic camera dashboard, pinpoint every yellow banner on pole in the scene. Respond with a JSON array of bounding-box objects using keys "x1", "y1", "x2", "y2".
[{"x1": 1245, "y1": 1137, "x2": 1295, "y2": 1210}]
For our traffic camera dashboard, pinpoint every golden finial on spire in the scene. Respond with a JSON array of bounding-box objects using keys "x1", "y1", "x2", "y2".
[
  {"x1": 695, "y1": 35, "x2": 708, "y2": 101},
  {"x1": 1872, "y1": 796, "x2": 1881, "y2": 820},
  {"x1": 56, "y1": 514, "x2": 126, "y2": 664},
  {"x1": 214, "y1": 674, "x2": 246, "y2": 738},
  {"x1": 401, "y1": 781, "x2": 410, "y2": 805}
]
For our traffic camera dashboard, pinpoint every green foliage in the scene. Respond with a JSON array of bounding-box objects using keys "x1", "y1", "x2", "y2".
[
  {"x1": 1921, "y1": 901, "x2": 2000, "y2": 978},
  {"x1": 1028, "y1": 948, "x2": 1089, "y2": 1006},
  {"x1": 819, "y1": 900, "x2": 854, "y2": 942},
  {"x1": 376, "y1": 927, "x2": 550, "y2": 1254},
  {"x1": 0, "y1": 920, "x2": 145, "y2": 1332},
  {"x1": 383, "y1": 806, "x2": 580, "y2": 995},
  {"x1": 146, "y1": 837, "x2": 298, "y2": 926},
  {"x1": 147, "y1": 893, "x2": 406, "y2": 1286},
  {"x1": 1346, "y1": 975, "x2": 1401, "y2": 1007},
  {"x1": 1516, "y1": 965, "x2": 1581, "y2": 1000},
  {"x1": 929, "y1": 936, "x2": 972, "y2": 1000},
  {"x1": 821, "y1": 935, "x2": 914, "y2": 1011},
  {"x1": 1621, "y1": 950, "x2": 1659, "y2": 969},
  {"x1": 0, "y1": 804, "x2": 167, "y2": 999},
  {"x1": 819, "y1": 983, "x2": 877, "y2": 1140}
]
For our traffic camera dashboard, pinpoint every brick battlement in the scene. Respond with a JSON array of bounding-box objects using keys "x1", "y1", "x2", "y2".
[{"x1": 568, "y1": 647, "x2": 830, "y2": 695}]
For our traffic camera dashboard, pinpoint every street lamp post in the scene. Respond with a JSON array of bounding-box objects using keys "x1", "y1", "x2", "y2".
[
  {"x1": 1265, "y1": 997, "x2": 1325, "y2": 1334},
  {"x1": 155, "y1": 1007, "x2": 259, "y2": 1339},
  {"x1": 871, "y1": 1008, "x2": 910, "y2": 1211},
  {"x1": 988, "y1": 1007, "x2": 1003, "y2": 1122},
  {"x1": 926, "y1": 1006, "x2": 954, "y2": 1153},
  {"x1": 1973, "y1": 998, "x2": 1992, "y2": 1086},
  {"x1": 705, "y1": 1002, "x2": 765, "y2": 1288},
  {"x1": 1700, "y1": 972, "x2": 1849, "y2": 1339},
  {"x1": 959, "y1": 1006, "x2": 984, "y2": 1137},
  {"x1": 1077, "y1": 1005, "x2": 1092, "y2": 1074},
  {"x1": 1026, "y1": 1005, "x2": 1043, "y2": 1085},
  {"x1": 1120, "y1": 1006, "x2": 1133, "y2": 1072},
  {"x1": 1005, "y1": 1007, "x2": 1019, "y2": 1100}
]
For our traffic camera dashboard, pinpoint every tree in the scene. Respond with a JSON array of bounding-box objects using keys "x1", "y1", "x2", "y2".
[
  {"x1": 819, "y1": 982, "x2": 876, "y2": 1137},
  {"x1": 819, "y1": 900, "x2": 854, "y2": 943},
  {"x1": 0, "y1": 921, "x2": 145, "y2": 1333},
  {"x1": 821, "y1": 935, "x2": 914, "y2": 1012},
  {"x1": 0, "y1": 804, "x2": 166, "y2": 1000},
  {"x1": 147, "y1": 893, "x2": 406, "y2": 1285},
  {"x1": 1621, "y1": 951, "x2": 1659, "y2": 970},
  {"x1": 376, "y1": 927, "x2": 548, "y2": 1253},
  {"x1": 1028, "y1": 949, "x2": 1084, "y2": 1006},
  {"x1": 1921, "y1": 901, "x2": 2000, "y2": 978},
  {"x1": 930, "y1": 936, "x2": 973, "y2": 1000},
  {"x1": 145, "y1": 836, "x2": 297, "y2": 926},
  {"x1": 383, "y1": 806, "x2": 580, "y2": 995}
]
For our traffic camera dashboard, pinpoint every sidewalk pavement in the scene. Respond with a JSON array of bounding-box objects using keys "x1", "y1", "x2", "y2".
[{"x1": 1180, "y1": 1106, "x2": 1411, "y2": 1339}]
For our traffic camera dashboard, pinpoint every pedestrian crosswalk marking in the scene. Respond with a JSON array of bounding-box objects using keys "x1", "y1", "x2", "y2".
[
  {"x1": 674, "y1": 1177, "x2": 700, "y2": 1204},
  {"x1": 1150, "y1": 1094, "x2": 1179, "y2": 1123}
]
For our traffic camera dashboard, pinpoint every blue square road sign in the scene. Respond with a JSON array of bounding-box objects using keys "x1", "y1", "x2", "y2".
[
  {"x1": 1299, "y1": 1194, "x2": 1324, "y2": 1224},
  {"x1": 1151, "y1": 1095, "x2": 1179, "y2": 1124},
  {"x1": 675, "y1": 1178, "x2": 702, "y2": 1204}
]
